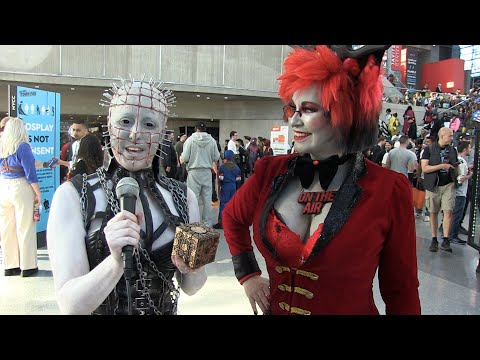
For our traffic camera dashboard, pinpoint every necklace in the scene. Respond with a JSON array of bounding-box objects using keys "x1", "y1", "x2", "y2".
[{"x1": 298, "y1": 189, "x2": 336, "y2": 215}]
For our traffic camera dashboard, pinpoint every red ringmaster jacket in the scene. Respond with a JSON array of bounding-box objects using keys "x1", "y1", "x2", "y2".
[{"x1": 222, "y1": 152, "x2": 421, "y2": 315}]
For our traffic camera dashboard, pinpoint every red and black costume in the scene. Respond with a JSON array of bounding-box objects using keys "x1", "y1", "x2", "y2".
[{"x1": 222, "y1": 153, "x2": 421, "y2": 315}]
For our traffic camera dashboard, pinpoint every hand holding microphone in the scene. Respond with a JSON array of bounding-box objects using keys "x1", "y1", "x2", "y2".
[{"x1": 104, "y1": 177, "x2": 141, "y2": 279}]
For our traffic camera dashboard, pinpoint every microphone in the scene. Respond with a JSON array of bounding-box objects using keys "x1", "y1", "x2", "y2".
[{"x1": 115, "y1": 177, "x2": 140, "y2": 281}]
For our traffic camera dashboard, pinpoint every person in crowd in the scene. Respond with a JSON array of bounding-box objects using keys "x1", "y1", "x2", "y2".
[
  {"x1": 422, "y1": 83, "x2": 430, "y2": 97},
  {"x1": 421, "y1": 127, "x2": 458, "y2": 253},
  {"x1": 222, "y1": 45, "x2": 420, "y2": 315},
  {"x1": 47, "y1": 78, "x2": 207, "y2": 315},
  {"x1": 381, "y1": 140, "x2": 394, "y2": 168},
  {"x1": 457, "y1": 106, "x2": 466, "y2": 131},
  {"x1": 385, "y1": 108, "x2": 392, "y2": 123},
  {"x1": 244, "y1": 136, "x2": 251, "y2": 151},
  {"x1": 402, "y1": 105, "x2": 415, "y2": 137},
  {"x1": 175, "y1": 133, "x2": 187, "y2": 182},
  {"x1": 257, "y1": 137, "x2": 265, "y2": 158},
  {"x1": 59, "y1": 132, "x2": 72, "y2": 182},
  {"x1": 388, "y1": 112, "x2": 399, "y2": 137},
  {"x1": 407, "y1": 116, "x2": 418, "y2": 141},
  {"x1": 0, "y1": 116, "x2": 10, "y2": 135},
  {"x1": 211, "y1": 137, "x2": 223, "y2": 205},
  {"x1": 213, "y1": 150, "x2": 241, "y2": 230},
  {"x1": 181, "y1": 121, "x2": 220, "y2": 227},
  {"x1": 55, "y1": 119, "x2": 90, "y2": 180},
  {"x1": 423, "y1": 105, "x2": 432, "y2": 125},
  {"x1": 0, "y1": 117, "x2": 41, "y2": 277},
  {"x1": 428, "y1": 109, "x2": 443, "y2": 141},
  {"x1": 235, "y1": 138, "x2": 248, "y2": 187},
  {"x1": 67, "y1": 120, "x2": 90, "y2": 169},
  {"x1": 457, "y1": 133, "x2": 473, "y2": 236},
  {"x1": 378, "y1": 109, "x2": 390, "y2": 138},
  {"x1": 417, "y1": 135, "x2": 433, "y2": 222},
  {"x1": 1, "y1": 117, "x2": 57, "y2": 171},
  {"x1": 159, "y1": 132, "x2": 177, "y2": 179},
  {"x1": 385, "y1": 135, "x2": 418, "y2": 180},
  {"x1": 450, "y1": 141, "x2": 472, "y2": 245},
  {"x1": 246, "y1": 137, "x2": 261, "y2": 177},
  {"x1": 70, "y1": 133, "x2": 104, "y2": 177},
  {"x1": 227, "y1": 131, "x2": 239, "y2": 160},
  {"x1": 371, "y1": 136, "x2": 387, "y2": 166},
  {"x1": 449, "y1": 114, "x2": 461, "y2": 147},
  {"x1": 263, "y1": 139, "x2": 274, "y2": 156}
]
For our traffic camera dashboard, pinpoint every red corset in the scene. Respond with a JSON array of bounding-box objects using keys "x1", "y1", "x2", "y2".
[{"x1": 265, "y1": 210, "x2": 323, "y2": 267}]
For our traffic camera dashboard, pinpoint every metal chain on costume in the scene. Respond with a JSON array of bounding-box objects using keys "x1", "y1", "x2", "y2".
[
  {"x1": 96, "y1": 167, "x2": 126, "y2": 315},
  {"x1": 134, "y1": 246, "x2": 180, "y2": 315},
  {"x1": 142, "y1": 172, "x2": 184, "y2": 311},
  {"x1": 113, "y1": 288, "x2": 120, "y2": 315},
  {"x1": 96, "y1": 167, "x2": 120, "y2": 214},
  {"x1": 96, "y1": 166, "x2": 180, "y2": 315},
  {"x1": 164, "y1": 178, "x2": 189, "y2": 225},
  {"x1": 80, "y1": 173, "x2": 88, "y2": 226},
  {"x1": 145, "y1": 171, "x2": 188, "y2": 226}
]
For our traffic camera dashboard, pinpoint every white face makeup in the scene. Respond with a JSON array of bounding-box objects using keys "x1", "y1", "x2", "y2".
[
  {"x1": 288, "y1": 85, "x2": 341, "y2": 160},
  {"x1": 108, "y1": 81, "x2": 167, "y2": 172}
]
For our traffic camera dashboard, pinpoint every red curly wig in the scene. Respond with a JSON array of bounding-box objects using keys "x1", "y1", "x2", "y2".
[{"x1": 278, "y1": 45, "x2": 385, "y2": 153}]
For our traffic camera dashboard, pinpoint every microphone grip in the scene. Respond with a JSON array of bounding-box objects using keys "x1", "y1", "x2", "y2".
[
  {"x1": 119, "y1": 194, "x2": 137, "y2": 280},
  {"x1": 122, "y1": 245, "x2": 134, "y2": 280},
  {"x1": 119, "y1": 195, "x2": 136, "y2": 215}
]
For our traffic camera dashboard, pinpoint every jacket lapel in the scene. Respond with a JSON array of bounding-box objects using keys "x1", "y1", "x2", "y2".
[
  {"x1": 307, "y1": 153, "x2": 366, "y2": 262},
  {"x1": 259, "y1": 156, "x2": 297, "y2": 257}
]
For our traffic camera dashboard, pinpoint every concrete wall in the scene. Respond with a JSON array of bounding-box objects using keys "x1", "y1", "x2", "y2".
[
  {"x1": 0, "y1": 45, "x2": 290, "y2": 98},
  {"x1": 177, "y1": 97, "x2": 285, "y2": 145}
]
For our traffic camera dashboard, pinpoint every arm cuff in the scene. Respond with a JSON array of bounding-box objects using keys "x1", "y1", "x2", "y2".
[
  {"x1": 238, "y1": 272, "x2": 262, "y2": 285},
  {"x1": 232, "y1": 251, "x2": 261, "y2": 283}
]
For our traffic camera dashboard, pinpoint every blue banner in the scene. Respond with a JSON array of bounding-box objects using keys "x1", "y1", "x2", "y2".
[
  {"x1": 406, "y1": 48, "x2": 418, "y2": 90},
  {"x1": 9, "y1": 85, "x2": 61, "y2": 232}
]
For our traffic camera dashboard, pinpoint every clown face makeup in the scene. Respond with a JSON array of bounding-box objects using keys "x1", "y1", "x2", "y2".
[
  {"x1": 107, "y1": 81, "x2": 169, "y2": 172},
  {"x1": 288, "y1": 85, "x2": 342, "y2": 160}
]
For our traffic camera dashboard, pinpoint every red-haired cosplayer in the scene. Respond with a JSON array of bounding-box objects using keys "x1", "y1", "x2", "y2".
[{"x1": 222, "y1": 45, "x2": 421, "y2": 315}]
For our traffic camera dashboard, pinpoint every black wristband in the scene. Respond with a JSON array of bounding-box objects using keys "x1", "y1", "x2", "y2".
[
  {"x1": 42, "y1": 161, "x2": 48, "y2": 168},
  {"x1": 232, "y1": 251, "x2": 261, "y2": 282}
]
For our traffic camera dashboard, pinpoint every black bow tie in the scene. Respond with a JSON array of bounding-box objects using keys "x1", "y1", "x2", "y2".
[{"x1": 294, "y1": 153, "x2": 351, "y2": 190}]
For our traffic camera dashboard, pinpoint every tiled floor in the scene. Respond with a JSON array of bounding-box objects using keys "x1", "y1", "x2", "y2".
[{"x1": 1, "y1": 205, "x2": 479, "y2": 315}]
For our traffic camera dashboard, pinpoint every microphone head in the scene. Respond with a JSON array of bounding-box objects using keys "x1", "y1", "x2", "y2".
[{"x1": 115, "y1": 177, "x2": 140, "y2": 199}]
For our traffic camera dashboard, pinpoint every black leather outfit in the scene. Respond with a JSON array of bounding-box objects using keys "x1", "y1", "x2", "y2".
[{"x1": 70, "y1": 162, "x2": 188, "y2": 315}]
